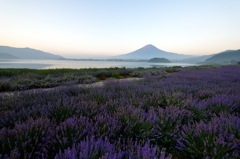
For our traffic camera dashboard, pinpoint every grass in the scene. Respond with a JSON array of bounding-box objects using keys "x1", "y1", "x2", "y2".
[
  {"x1": 0, "y1": 67, "x2": 125, "y2": 77},
  {"x1": 0, "y1": 67, "x2": 169, "y2": 92}
]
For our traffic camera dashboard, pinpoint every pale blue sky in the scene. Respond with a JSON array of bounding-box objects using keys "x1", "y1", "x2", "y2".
[{"x1": 1, "y1": 0, "x2": 240, "y2": 57}]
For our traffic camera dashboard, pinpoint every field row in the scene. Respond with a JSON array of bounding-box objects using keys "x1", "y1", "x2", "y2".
[{"x1": 0, "y1": 66, "x2": 239, "y2": 158}]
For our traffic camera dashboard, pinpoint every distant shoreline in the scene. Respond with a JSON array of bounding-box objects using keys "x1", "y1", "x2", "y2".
[{"x1": 0, "y1": 59, "x2": 198, "y2": 69}]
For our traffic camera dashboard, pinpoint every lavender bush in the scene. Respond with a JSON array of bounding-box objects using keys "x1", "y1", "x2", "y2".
[
  {"x1": 0, "y1": 68, "x2": 134, "y2": 92},
  {"x1": 55, "y1": 137, "x2": 172, "y2": 159},
  {"x1": 0, "y1": 65, "x2": 240, "y2": 158},
  {"x1": 176, "y1": 113, "x2": 240, "y2": 158}
]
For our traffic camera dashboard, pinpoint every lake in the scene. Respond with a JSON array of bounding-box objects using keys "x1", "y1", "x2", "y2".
[{"x1": 0, "y1": 59, "x2": 198, "y2": 69}]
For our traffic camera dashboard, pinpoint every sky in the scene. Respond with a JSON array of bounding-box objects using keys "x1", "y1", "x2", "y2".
[{"x1": 0, "y1": 0, "x2": 240, "y2": 58}]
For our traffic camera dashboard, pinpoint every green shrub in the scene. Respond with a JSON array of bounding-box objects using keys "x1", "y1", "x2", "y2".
[
  {"x1": 0, "y1": 79, "x2": 11, "y2": 92},
  {"x1": 77, "y1": 75, "x2": 97, "y2": 84},
  {"x1": 111, "y1": 72, "x2": 120, "y2": 78},
  {"x1": 96, "y1": 70, "x2": 111, "y2": 79}
]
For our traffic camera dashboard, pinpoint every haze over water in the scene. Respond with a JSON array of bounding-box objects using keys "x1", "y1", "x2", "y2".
[{"x1": 0, "y1": 59, "x2": 197, "y2": 69}]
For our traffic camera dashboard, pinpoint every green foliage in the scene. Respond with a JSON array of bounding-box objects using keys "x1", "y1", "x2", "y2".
[
  {"x1": 165, "y1": 66, "x2": 182, "y2": 73},
  {"x1": 96, "y1": 70, "x2": 112, "y2": 79},
  {"x1": 188, "y1": 107, "x2": 209, "y2": 122},
  {"x1": 48, "y1": 105, "x2": 76, "y2": 123},
  {"x1": 111, "y1": 72, "x2": 121, "y2": 78},
  {"x1": 0, "y1": 67, "x2": 176, "y2": 92},
  {"x1": 0, "y1": 79, "x2": 11, "y2": 91},
  {"x1": 77, "y1": 75, "x2": 97, "y2": 84},
  {"x1": 118, "y1": 112, "x2": 153, "y2": 139},
  {"x1": 130, "y1": 68, "x2": 167, "y2": 77},
  {"x1": 0, "y1": 67, "x2": 134, "y2": 91},
  {"x1": 0, "y1": 67, "x2": 124, "y2": 77}
]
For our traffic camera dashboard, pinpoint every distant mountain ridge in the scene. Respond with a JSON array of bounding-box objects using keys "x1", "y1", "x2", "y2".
[
  {"x1": 203, "y1": 50, "x2": 240, "y2": 64},
  {"x1": 2, "y1": 45, "x2": 239, "y2": 64},
  {"x1": 0, "y1": 53, "x2": 20, "y2": 59},
  {"x1": 116, "y1": 44, "x2": 193, "y2": 60},
  {"x1": 178, "y1": 54, "x2": 215, "y2": 63},
  {"x1": 0, "y1": 46, "x2": 64, "y2": 60}
]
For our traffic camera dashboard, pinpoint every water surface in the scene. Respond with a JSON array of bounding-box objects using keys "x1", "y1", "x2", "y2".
[{"x1": 0, "y1": 59, "x2": 198, "y2": 69}]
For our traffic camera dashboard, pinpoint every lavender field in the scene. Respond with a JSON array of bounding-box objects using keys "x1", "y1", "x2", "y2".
[{"x1": 0, "y1": 66, "x2": 240, "y2": 158}]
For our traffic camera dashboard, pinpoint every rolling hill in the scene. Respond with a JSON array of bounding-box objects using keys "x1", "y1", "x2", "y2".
[
  {"x1": 178, "y1": 54, "x2": 215, "y2": 63},
  {"x1": 204, "y1": 50, "x2": 240, "y2": 64},
  {"x1": 0, "y1": 46, "x2": 64, "y2": 60},
  {"x1": 115, "y1": 44, "x2": 193, "y2": 60},
  {"x1": 0, "y1": 53, "x2": 20, "y2": 59},
  {"x1": 148, "y1": 57, "x2": 171, "y2": 63}
]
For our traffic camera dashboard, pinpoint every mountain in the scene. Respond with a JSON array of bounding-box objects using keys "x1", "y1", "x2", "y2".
[
  {"x1": 178, "y1": 54, "x2": 215, "y2": 63},
  {"x1": 203, "y1": 50, "x2": 240, "y2": 64},
  {"x1": 148, "y1": 57, "x2": 171, "y2": 63},
  {"x1": 0, "y1": 46, "x2": 64, "y2": 60},
  {"x1": 0, "y1": 53, "x2": 20, "y2": 59},
  {"x1": 115, "y1": 44, "x2": 193, "y2": 60}
]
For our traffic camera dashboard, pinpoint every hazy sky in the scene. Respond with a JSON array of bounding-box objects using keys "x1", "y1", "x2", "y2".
[{"x1": 1, "y1": 0, "x2": 240, "y2": 57}]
